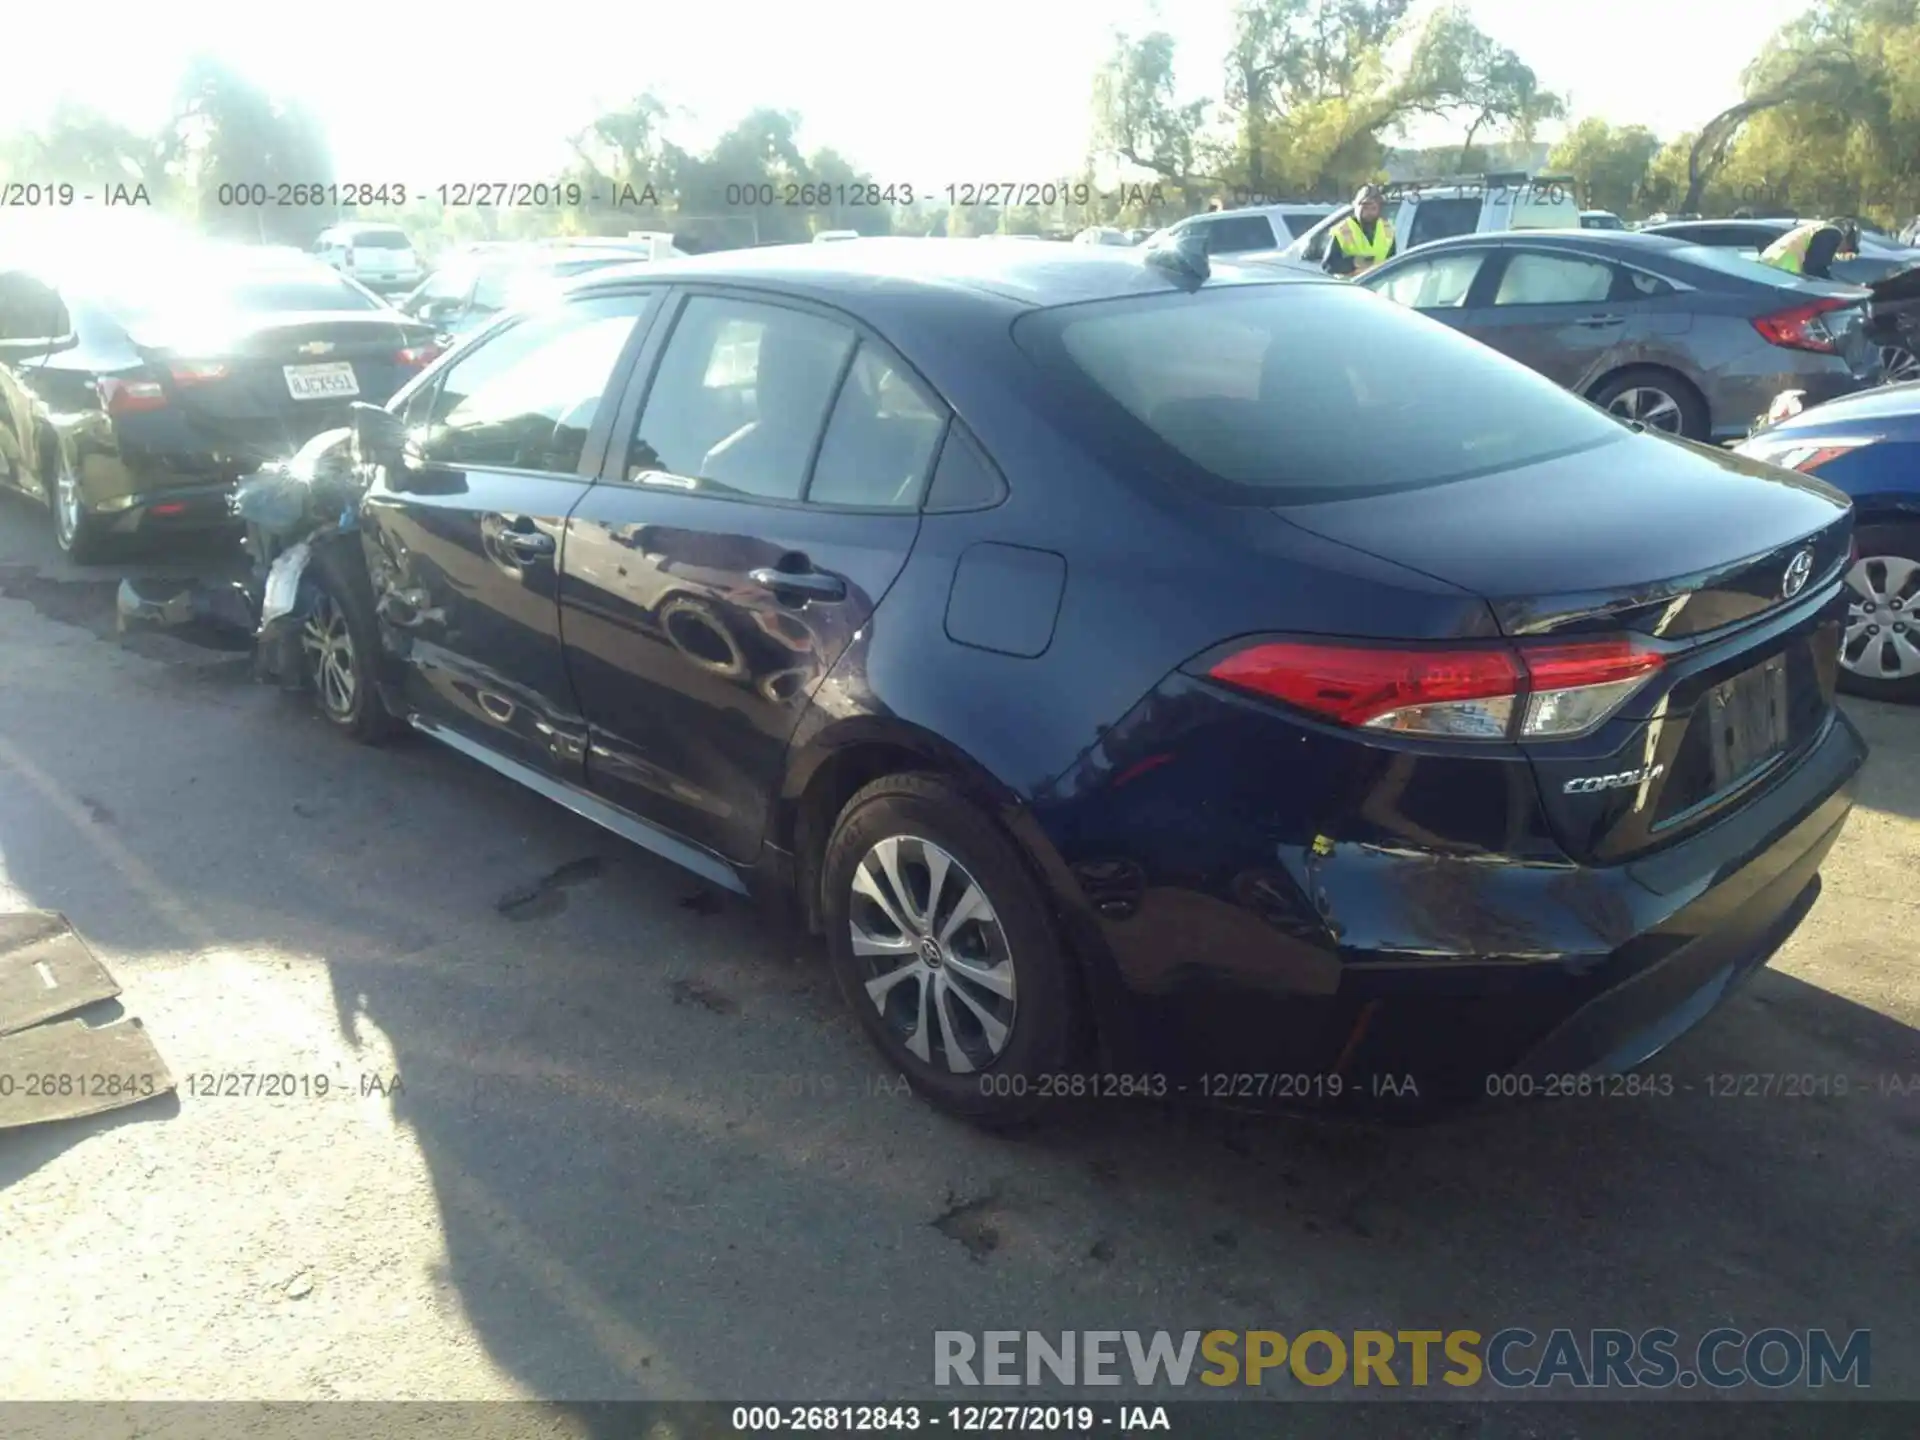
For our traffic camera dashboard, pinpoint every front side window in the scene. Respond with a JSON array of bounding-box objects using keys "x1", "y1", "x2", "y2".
[
  {"x1": 1015, "y1": 281, "x2": 1625, "y2": 504},
  {"x1": 1407, "y1": 198, "x2": 1482, "y2": 248},
  {"x1": 419, "y1": 292, "x2": 654, "y2": 473},
  {"x1": 627, "y1": 296, "x2": 856, "y2": 501},
  {"x1": 1492, "y1": 253, "x2": 1616, "y2": 305}
]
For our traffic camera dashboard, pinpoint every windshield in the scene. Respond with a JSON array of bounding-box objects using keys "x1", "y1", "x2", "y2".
[{"x1": 1014, "y1": 281, "x2": 1626, "y2": 504}]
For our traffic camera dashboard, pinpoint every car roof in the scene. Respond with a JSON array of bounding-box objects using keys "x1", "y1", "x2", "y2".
[
  {"x1": 566, "y1": 236, "x2": 1327, "y2": 313},
  {"x1": 1392, "y1": 228, "x2": 1694, "y2": 256},
  {"x1": 325, "y1": 222, "x2": 408, "y2": 236}
]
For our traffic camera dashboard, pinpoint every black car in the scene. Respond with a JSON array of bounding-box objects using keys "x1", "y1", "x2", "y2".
[
  {"x1": 0, "y1": 246, "x2": 439, "y2": 560},
  {"x1": 304, "y1": 237, "x2": 1863, "y2": 1125},
  {"x1": 1351, "y1": 230, "x2": 1883, "y2": 443}
]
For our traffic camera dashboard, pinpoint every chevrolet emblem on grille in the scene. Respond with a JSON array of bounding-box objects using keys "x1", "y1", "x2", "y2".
[{"x1": 297, "y1": 341, "x2": 333, "y2": 356}]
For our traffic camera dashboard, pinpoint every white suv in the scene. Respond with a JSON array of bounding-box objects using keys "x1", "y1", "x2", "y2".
[
  {"x1": 313, "y1": 223, "x2": 424, "y2": 293},
  {"x1": 1145, "y1": 203, "x2": 1340, "y2": 257},
  {"x1": 1275, "y1": 174, "x2": 1583, "y2": 266}
]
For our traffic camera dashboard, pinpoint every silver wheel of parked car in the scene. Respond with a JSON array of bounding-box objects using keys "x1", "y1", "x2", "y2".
[
  {"x1": 850, "y1": 834, "x2": 1017, "y2": 1074},
  {"x1": 1880, "y1": 344, "x2": 1920, "y2": 383},
  {"x1": 302, "y1": 592, "x2": 359, "y2": 718},
  {"x1": 1843, "y1": 553, "x2": 1920, "y2": 682},
  {"x1": 1605, "y1": 386, "x2": 1684, "y2": 432}
]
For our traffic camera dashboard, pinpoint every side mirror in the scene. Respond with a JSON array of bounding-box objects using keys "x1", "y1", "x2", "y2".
[{"x1": 350, "y1": 401, "x2": 408, "y2": 471}]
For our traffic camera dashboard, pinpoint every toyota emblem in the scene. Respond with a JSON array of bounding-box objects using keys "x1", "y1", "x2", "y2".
[{"x1": 1782, "y1": 549, "x2": 1814, "y2": 599}]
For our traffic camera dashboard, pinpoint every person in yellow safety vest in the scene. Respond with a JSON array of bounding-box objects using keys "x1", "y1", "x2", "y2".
[
  {"x1": 1759, "y1": 217, "x2": 1861, "y2": 281},
  {"x1": 1324, "y1": 184, "x2": 1396, "y2": 278}
]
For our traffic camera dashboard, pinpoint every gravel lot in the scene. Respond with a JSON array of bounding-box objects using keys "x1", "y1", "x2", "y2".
[{"x1": 0, "y1": 497, "x2": 1915, "y2": 1415}]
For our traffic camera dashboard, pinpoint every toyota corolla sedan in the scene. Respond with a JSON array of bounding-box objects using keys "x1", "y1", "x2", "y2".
[{"x1": 305, "y1": 237, "x2": 1863, "y2": 1125}]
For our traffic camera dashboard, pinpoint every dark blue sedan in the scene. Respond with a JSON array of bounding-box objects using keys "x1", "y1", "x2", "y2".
[
  {"x1": 304, "y1": 237, "x2": 1864, "y2": 1124},
  {"x1": 1738, "y1": 380, "x2": 1920, "y2": 702}
]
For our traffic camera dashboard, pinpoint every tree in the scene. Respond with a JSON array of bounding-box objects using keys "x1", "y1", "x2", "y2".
[
  {"x1": 1549, "y1": 119, "x2": 1662, "y2": 216},
  {"x1": 1089, "y1": 30, "x2": 1212, "y2": 202},
  {"x1": 0, "y1": 101, "x2": 162, "y2": 195},
  {"x1": 1396, "y1": 6, "x2": 1565, "y2": 171},
  {"x1": 166, "y1": 56, "x2": 336, "y2": 244}
]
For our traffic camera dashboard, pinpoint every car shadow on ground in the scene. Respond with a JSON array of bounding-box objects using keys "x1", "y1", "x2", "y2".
[{"x1": 0, "y1": 549, "x2": 1915, "y2": 1404}]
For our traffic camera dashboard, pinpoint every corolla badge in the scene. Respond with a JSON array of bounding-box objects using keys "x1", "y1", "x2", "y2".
[
  {"x1": 1782, "y1": 549, "x2": 1814, "y2": 599},
  {"x1": 1564, "y1": 764, "x2": 1665, "y2": 795}
]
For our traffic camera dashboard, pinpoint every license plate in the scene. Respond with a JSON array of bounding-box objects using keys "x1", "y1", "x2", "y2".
[
  {"x1": 1706, "y1": 655, "x2": 1790, "y2": 789},
  {"x1": 283, "y1": 362, "x2": 359, "y2": 400}
]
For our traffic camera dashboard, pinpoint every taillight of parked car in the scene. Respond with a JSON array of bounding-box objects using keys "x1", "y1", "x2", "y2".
[
  {"x1": 1206, "y1": 637, "x2": 1665, "y2": 741},
  {"x1": 168, "y1": 361, "x2": 230, "y2": 387},
  {"x1": 1752, "y1": 297, "x2": 1854, "y2": 354},
  {"x1": 96, "y1": 376, "x2": 168, "y2": 416},
  {"x1": 396, "y1": 343, "x2": 443, "y2": 368}
]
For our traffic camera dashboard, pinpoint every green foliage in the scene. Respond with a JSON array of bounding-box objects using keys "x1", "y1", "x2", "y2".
[{"x1": 1548, "y1": 120, "x2": 1661, "y2": 215}]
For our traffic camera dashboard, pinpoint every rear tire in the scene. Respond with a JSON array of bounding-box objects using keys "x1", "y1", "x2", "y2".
[
  {"x1": 302, "y1": 543, "x2": 398, "y2": 743},
  {"x1": 1839, "y1": 520, "x2": 1920, "y2": 704},
  {"x1": 820, "y1": 772, "x2": 1081, "y2": 1127},
  {"x1": 50, "y1": 458, "x2": 109, "y2": 564},
  {"x1": 1590, "y1": 367, "x2": 1710, "y2": 442}
]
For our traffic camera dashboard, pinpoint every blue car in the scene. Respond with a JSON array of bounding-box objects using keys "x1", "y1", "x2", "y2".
[
  {"x1": 306, "y1": 236, "x2": 1863, "y2": 1126},
  {"x1": 1738, "y1": 380, "x2": 1920, "y2": 702}
]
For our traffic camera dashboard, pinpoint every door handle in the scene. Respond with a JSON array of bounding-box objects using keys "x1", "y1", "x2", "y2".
[
  {"x1": 749, "y1": 566, "x2": 847, "y2": 602},
  {"x1": 1577, "y1": 314, "x2": 1626, "y2": 327},
  {"x1": 499, "y1": 529, "x2": 555, "y2": 558}
]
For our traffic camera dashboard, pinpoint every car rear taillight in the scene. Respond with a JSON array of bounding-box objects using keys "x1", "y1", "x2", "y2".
[
  {"x1": 396, "y1": 343, "x2": 442, "y2": 368},
  {"x1": 168, "y1": 360, "x2": 230, "y2": 387},
  {"x1": 96, "y1": 377, "x2": 168, "y2": 415},
  {"x1": 1207, "y1": 638, "x2": 1665, "y2": 741},
  {"x1": 1752, "y1": 297, "x2": 1851, "y2": 353}
]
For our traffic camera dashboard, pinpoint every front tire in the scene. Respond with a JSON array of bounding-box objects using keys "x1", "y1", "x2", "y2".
[
  {"x1": 301, "y1": 544, "x2": 397, "y2": 743},
  {"x1": 1840, "y1": 520, "x2": 1920, "y2": 703},
  {"x1": 820, "y1": 773, "x2": 1081, "y2": 1126}
]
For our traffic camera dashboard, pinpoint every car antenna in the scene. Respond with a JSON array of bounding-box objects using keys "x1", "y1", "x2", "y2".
[{"x1": 1142, "y1": 229, "x2": 1209, "y2": 289}]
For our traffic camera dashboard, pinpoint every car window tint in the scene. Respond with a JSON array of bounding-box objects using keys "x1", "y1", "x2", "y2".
[
  {"x1": 420, "y1": 292, "x2": 652, "y2": 473},
  {"x1": 1281, "y1": 211, "x2": 1327, "y2": 238},
  {"x1": 1202, "y1": 216, "x2": 1278, "y2": 254},
  {"x1": 1493, "y1": 253, "x2": 1615, "y2": 305},
  {"x1": 628, "y1": 296, "x2": 856, "y2": 501},
  {"x1": 807, "y1": 344, "x2": 947, "y2": 509},
  {"x1": 1408, "y1": 198, "x2": 1481, "y2": 247},
  {"x1": 1017, "y1": 282, "x2": 1625, "y2": 504},
  {"x1": 1373, "y1": 252, "x2": 1481, "y2": 309},
  {"x1": 924, "y1": 422, "x2": 1008, "y2": 511},
  {"x1": 1620, "y1": 269, "x2": 1672, "y2": 298}
]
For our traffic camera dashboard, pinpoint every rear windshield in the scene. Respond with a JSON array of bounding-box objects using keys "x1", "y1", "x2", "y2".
[
  {"x1": 1013, "y1": 281, "x2": 1626, "y2": 504},
  {"x1": 1666, "y1": 243, "x2": 1851, "y2": 290},
  {"x1": 86, "y1": 267, "x2": 382, "y2": 324},
  {"x1": 343, "y1": 229, "x2": 411, "y2": 250}
]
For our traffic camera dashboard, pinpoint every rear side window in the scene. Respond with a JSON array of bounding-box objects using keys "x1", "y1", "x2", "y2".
[
  {"x1": 1408, "y1": 198, "x2": 1481, "y2": 248},
  {"x1": 351, "y1": 229, "x2": 412, "y2": 250},
  {"x1": 1492, "y1": 252, "x2": 1614, "y2": 305},
  {"x1": 807, "y1": 344, "x2": 947, "y2": 509},
  {"x1": 1202, "y1": 216, "x2": 1279, "y2": 254},
  {"x1": 1280, "y1": 211, "x2": 1327, "y2": 238},
  {"x1": 1015, "y1": 282, "x2": 1625, "y2": 504}
]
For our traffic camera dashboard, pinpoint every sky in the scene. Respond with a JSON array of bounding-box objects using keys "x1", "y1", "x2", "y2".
[{"x1": 0, "y1": 0, "x2": 1813, "y2": 192}]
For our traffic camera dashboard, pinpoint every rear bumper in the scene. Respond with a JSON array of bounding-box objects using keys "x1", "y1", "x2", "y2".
[
  {"x1": 1706, "y1": 357, "x2": 1876, "y2": 443},
  {"x1": 1040, "y1": 699, "x2": 1867, "y2": 1113},
  {"x1": 94, "y1": 477, "x2": 238, "y2": 535}
]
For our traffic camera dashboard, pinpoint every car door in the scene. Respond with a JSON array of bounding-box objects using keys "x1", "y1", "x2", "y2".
[
  {"x1": 558, "y1": 289, "x2": 942, "y2": 864},
  {"x1": 359, "y1": 288, "x2": 661, "y2": 779},
  {"x1": 1361, "y1": 249, "x2": 1490, "y2": 333},
  {"x1": 1453, "y1": 248, "x2": 1643, "y2": 387}
]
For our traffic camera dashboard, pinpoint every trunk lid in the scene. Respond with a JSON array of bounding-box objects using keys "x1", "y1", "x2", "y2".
[
  {"x1": 133, "y1": 312, "x2": 436, "y2": 460},
  {"x1": 1278, "y1": 430, "x2": 1853, "y2": 862}
]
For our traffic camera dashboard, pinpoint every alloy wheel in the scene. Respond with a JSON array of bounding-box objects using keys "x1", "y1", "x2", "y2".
[
  {"x1": 1880, "y1": 344, "x2": 1920, "y2": 384},
  {"x1": 1606, "y1": 386, "x2": 1684, "y2": 433},
  {"x1": 849, "y1": 835, "x2": 1017, "y2": 1074},
  {"x1": 1843, "y1": 554, "x2": 1920, "y2": 681},
  {"x1": 54, "y1": 465, "x2": 83, "y2": 549},
  {"x1": 301, "y1": 592, "x2": 359, "y2": 717}
]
